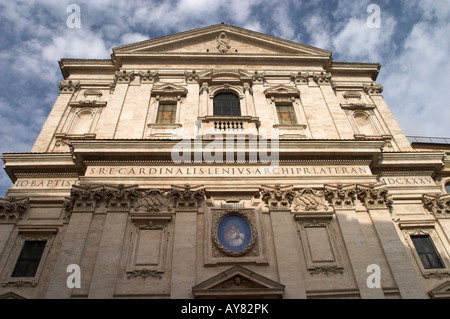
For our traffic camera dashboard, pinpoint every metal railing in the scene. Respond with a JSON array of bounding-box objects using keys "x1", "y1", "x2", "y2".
[{"x1": 407, "y1": 136, "x2": 450, "y2": 145}]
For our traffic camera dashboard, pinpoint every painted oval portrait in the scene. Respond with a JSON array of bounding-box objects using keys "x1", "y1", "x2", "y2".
[{"x1": 217, "y1": 215, "x2": 251, "y2": 252}]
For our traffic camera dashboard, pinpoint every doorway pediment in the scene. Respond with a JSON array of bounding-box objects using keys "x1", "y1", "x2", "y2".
[{"x1": 192, "y1": 265, "x2": 285, "y2": 299}]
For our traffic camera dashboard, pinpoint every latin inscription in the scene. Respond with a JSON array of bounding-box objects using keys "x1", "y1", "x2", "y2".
[
  {"x1": 13, "y1": 178, "x2": 78, "y2": 189},
  {"x1": 379, "y1": 177, "x2": 435, "y2": 186},
  {"x1": 85, "y1": 165, "x2": 370, "y2": 177}
]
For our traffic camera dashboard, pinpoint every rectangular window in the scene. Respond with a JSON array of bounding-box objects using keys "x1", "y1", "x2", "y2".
[
  {"x1": 276, "y1": 104, "x2": 297, "y2": 125},
  {"x1": 411, "y1": 235, "x2": 445, "y2": 269},
  {"x1": 156, "y1": 103, "x2": 177, "y2": 124},
  {"x1": 12, "y1": 241, "x2": 47, "y2": 277}
]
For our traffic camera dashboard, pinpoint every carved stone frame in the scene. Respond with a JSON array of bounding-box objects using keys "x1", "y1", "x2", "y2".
[
  {"x1": 399, "y1": 221, "x2": 450, "y2": 279},
  {"x1": 294, "y1": 212, "x2": 344, "y2": 275},
  {"x1": 125, "y1": 214, "x2": 172, "y2": 280},
  {"x1": 205, "y1": 208, "x2": 267, "y2": 265},
  {"x1": 1, "y1": 227, "x2": 58, "y2": 287}
]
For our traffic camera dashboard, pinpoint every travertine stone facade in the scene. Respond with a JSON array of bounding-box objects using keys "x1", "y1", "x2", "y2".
[{"x1": 1, "y1": 24, "x2": 449, "y2": 299}]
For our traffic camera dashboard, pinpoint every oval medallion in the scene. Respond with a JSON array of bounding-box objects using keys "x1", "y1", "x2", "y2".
[{"x1": 217, "y1": 215, "x2": 251, "y2": 252}]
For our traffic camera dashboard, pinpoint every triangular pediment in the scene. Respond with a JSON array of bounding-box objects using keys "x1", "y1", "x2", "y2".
[
  {"x1": 151, "y1": 82, "x2": 188, "y2": 95},
  {"x1": 0, "y1": 291, "x2": 26, "y2": 299},
  {"x1": 114, "y1": 24, "x2": 331, "y2": 57},
  {"x1": 192, "y1": 265, "x2": 285, "y2": 299},
  {"x1": 264, "y1": 84, "x2": 300, "y2": 97},
  {"x1": 429, "y1": 281, "x2": 450, "y2": 299}
]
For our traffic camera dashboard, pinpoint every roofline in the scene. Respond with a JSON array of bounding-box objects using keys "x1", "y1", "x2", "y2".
[{"x1": 112, "y1": 23, "x2": 332, "y2": 57}]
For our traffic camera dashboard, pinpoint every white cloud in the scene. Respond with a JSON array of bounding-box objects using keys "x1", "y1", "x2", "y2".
[
  {"x1": 381, "y1": 18, "x2": 450, "y2": 137},
  {"x1": 41, "y1": 29, "x2": 110, "y2": 61}
]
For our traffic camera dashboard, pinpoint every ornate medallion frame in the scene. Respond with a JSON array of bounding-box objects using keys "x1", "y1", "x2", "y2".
[
  {"x1": 212, "y1": 210, "x2": 257, "y2": 257},
  {"x1": 204, "y1": 207, "x2": 268, "y2": 265}
]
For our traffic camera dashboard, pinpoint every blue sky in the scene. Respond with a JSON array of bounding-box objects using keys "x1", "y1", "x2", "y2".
[{"x1": 0, "y1": 0, "x2": 449, "y2": 196}]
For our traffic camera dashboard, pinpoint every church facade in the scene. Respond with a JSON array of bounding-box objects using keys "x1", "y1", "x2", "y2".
[{"x1": 1, "y1": 24, "x2": 449, "y2": 299}]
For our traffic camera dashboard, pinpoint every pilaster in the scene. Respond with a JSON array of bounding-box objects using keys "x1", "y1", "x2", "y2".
[
  {"x1": 32, "y1": 81, "x2": 79, "y2": 152},
  {"x1": 87, "y1": 184, "x2": 138, "y2": 299},
  {"x1": 363, "y1": 83, "x2": 413, "y2": 151},
  {"x1": 182, "y1": 71, "x2": 200, "y2": 138},
  {"x1": 251, "y1": 72, "x2": 271, "y2": 138},
  {"x1": 357, "y1": 183, "x2": 426, "y2": 299},
  {"x1": 292, "y1": 72, "x2": 337, "y2": 139},
  {"x1": 0, "y1": 197, "x2": 29, "y2": 257},
  {"x1": 260, "y1": 185, "x2": 307, "y2": 298},
  {"x1": 95, "y1": 71, "x2": 131, "y2": 139},
  {"x1": 325, "y1": 184, "x2": 385, "y2": 298},
  {"x1": 169, "y1": 184, "x2": 205, "y2": 299},
  {"x1": 45, "y1": 211, "x2": 93, "y2": 299},
  {"x1": 115, "y1": 70, "x2": 155, "y2": 139}
]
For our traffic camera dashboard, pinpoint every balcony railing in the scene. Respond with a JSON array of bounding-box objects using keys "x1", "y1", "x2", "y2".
[{"x1": 198, "y1": 116, "x2": 260, "y2": 136}]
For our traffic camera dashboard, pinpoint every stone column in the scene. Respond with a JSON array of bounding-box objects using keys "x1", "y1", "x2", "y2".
[
  {"x1": 357, "y1": 183, "x2": 426, "y2": 299},
  {"x1": 182, "y1": 71, "x2": 200, "y2": 139},
  {"x1": 243, "y1": 83, "x2": 254, "y2": 117},
  {"x1": 251, "y1": 72, "x2": 271, "y2": 138},
  {"x1": 270, "y1": 208, "x2": 307, "y2": 298},
  {"x1": 260, "y1": 185, "x2": 306, "y2": 298},
  {"x1": 45, "y1": 212, "x2": 93, "y2": 298},
  {"x1": 95, "y1": 70, "x2": 132, "y2": 139},
  {"x1": 293, "y1": 73, "x2": 338, "y2": 139},
  {"x1": 319, "y1": 79, "x2": 354, "y2": 139},
  {"x1": 363, "y1": 83, "x2": 413, "y2": 151},
  {"x1": 87, "y1": 185, "x2": 137, "y2": 299},
  {"x1": 87, "y1": 210, "x2": 128, "y2": 298},
  {"x1": 169, "y1": 184, "x2": 205, "y2": 299},
  {"x1": 199, "y1": 82, "x2": 209, "y2": 117},
  {"x1": 325, "y1": 184, "x2": 385, "y2": 299},
  {"x1": 170, "y1": 210, "x2": 198, "y2": 299},
  {"x1": 32, "y1": 81, "x2": 79, "y2": 152},
  {"x1": 114, "y1": 71, "x2": 156, "y2": 139},
  {"x1": 0, "y1": 198, "x2": 29, "y2": 257}
]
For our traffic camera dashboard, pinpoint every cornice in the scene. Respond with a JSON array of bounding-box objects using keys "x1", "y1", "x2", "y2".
[
  {"x1": 1, "y1": 153, "x2": 80, "y2": 183},
  {"x1": 112, "y1": 23, "x2": 332, "y2": 56},
  {"x1": 59, "y1": 59, "x2": 116, "y2": 79},
  {"x1": 374, "y1": 152, "x2": 445, "y2": 171},
  {"x1": 329, "y1": 62, "x2": 380, "y2": 81}
]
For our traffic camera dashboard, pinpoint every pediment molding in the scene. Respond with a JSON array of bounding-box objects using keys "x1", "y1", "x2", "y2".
[
  {"x1": 192, "y1": 265, "x2": 285, "y2": 299},
  {"x1": 264, "y1": 84, "x2": 300, "y2": 98},
  {"x1": 198, "y1": 69, "x2": 253, "y2": 84},
  {"x1": 429, "y1": 281, "x2": 450, "y2": 299},
  {"x1": 112, "y1": 24, "x2": 331, "y2": 57},
  {"x1": 151, "y1": 82, "x2": 188, "y2": 96}
]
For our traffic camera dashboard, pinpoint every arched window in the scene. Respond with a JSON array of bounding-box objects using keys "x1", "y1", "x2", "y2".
[
  {"x1": 445, "y1": 181, "x2": 450, "y2": 194},
  {"x1": 213, "y1": 93, "x2": 241, "y2": 116}
]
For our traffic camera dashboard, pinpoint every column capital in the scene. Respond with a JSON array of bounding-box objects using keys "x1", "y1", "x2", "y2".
[
  {"x1": 259, "y1": 184, "x2": 294, "y2": 210},
  {"x1": 356, "y1": 183, "x2": 393, "y2": 209},
  {"x1": 185, "y1": 70, "x2": 200, "y2": 83},
  {"x1": 58, "y1": 80, "x2": 80, "y2": 94},
  {"x1": 324, "y1": 184, "x2": 357, "y2": 209},
  {"x1": 169, "y1": 184, "x2": 205, "y2": 210},
  {"x1": 422, "y1": 193, "x2": 450, "y2": 218},
  {"x1": 363, "y1": 82, "x2": 384, "y2": 95},
  {"x1": 252, "y1": 71, "x2": 266, "y2": 84},
  {"x1": 0, "y1": 197, "x2": 29, "y2": 224},
  {"x1": 63, "y1": 184, "x2": 139, "y2": 214}
]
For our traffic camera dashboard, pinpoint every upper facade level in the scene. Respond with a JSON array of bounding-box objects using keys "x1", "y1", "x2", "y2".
[{"x1": 31, "y1": 23, "x2": 413, "y2": 153}]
